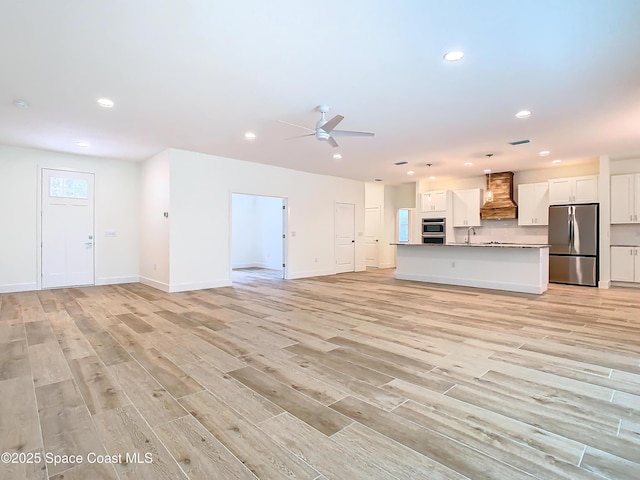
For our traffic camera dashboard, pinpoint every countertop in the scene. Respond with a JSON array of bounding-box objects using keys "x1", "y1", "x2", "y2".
[
  {"x1": 392, "y1": 242, "x2": 549, "y2": 249},
  {"x1": 611, "y1": 244, "x2": 640, "y2": 247}
]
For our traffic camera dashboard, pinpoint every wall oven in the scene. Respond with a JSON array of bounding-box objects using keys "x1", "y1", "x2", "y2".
[{"x1": 422, "y1": 218, "x2": 446, "y2": 244}]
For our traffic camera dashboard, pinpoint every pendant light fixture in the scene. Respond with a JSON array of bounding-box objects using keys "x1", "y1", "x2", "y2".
[{"x1": 485, "y1": 154, "x2": 494, "y2": 201}]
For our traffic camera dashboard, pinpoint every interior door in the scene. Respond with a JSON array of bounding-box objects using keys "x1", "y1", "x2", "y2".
[
  {"x1": 364, "y1": 207, "x2": 380, "y2": 267},
  {"x1": 42, "y1": 169, "x2": 95, "y2": 288},
  {"x1": 335, "y1": 202, "x2": 355, "y2": 273}
]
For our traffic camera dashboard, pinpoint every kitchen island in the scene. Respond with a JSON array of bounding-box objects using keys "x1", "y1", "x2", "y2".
[{"x1": 394, "y1": 243, "x2": 549, "y2": 294}]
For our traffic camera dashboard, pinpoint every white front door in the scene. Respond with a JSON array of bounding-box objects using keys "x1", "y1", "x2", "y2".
[
  {"x1": 42, "y1": 169, "x2": 95, "y2": 289},
  {"x1": 365, "y1": 207, "x2": 380, "y2": 267},
  {"x1": 335, "y1": 202, "x2": 355, "y2": 273}
]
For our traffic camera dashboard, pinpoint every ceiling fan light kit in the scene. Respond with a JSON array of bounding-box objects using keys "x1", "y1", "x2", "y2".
[{"x1": 280, "y1": 105, "x2": 374, "y2": 148}]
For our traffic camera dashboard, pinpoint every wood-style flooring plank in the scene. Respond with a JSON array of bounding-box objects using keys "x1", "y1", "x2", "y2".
[
  {"x1": 67, "y1": 355, "x2": 129, "y2": 415},
  {"x1": 330, "y1": 422, "x2": 469, "y2": 480},
  {"x1": 229, "y1": 366, "x2": 352, "y2": 436},
  {"x1": 0, "y1": 376, "x2": 41, "y2": 454},
  {"x1": 258, "y1": 412, "x2": 398, "y2": 480},
  {"x1": 108, "y1": 361, "x2": 188, "y2": 426},
  {"x1": 330, "y1": 395, "x2": 536, "y2": 480},
  {"x1": 180, "y1": 390, "x2": 319, "y2": 479},
  {"x1": 154, "y1": 415, "x2": 258, "y2": 480},
  {"x1": 35, "y1": 379, "x2": 107, "y2": 476},
  {"x1": 179, "y1": 360, "x2": 284, "y2": 424},
  {"x1": 28, "y1": 341, "x2": 73, "y2": 387},
  {"x1": 0, "y1": 339, "x2": 30, "y2": 380},
  {"x1": 92, "y1": 405, "x2": 188, "y2": 480}
]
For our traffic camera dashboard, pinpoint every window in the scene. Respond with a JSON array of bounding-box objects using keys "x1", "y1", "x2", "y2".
[
  {"x1": 398, "y1": 208, "x2": 410, "y2": 242},
  {"x1": 50, "y1": 177, "x2": 88, "y2": 199}
]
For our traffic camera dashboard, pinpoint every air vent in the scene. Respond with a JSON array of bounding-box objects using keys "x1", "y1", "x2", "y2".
[
  {"x1": 509, "y1": 139, "x2": 530, "y2": 146},
  {"x1": 394, "y1": 161, "x2": 408, "y2": 165}
]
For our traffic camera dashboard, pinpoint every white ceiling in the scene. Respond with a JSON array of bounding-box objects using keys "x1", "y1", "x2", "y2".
[{"x1": 2, "y1": 0, "x2": 640, "y2": 184}]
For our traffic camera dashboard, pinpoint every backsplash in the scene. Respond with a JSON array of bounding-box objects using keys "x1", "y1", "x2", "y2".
[
  {"x1": 452, "y1": 219, "x2": 548, "y2": 244},
  {"x1": 611, "y1": 224, "x2": 640, "y2": 245}
]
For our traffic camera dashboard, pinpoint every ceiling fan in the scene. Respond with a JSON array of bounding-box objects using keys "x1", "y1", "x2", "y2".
[{"x1": 280, "y1": 105, "x2": 374, "y2": 148}]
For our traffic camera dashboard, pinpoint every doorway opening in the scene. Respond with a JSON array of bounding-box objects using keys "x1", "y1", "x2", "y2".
[{"x1": 230, "y1": 193, "x2": 287, "y2": 283}]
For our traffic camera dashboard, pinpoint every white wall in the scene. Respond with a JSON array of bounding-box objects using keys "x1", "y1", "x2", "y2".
[
  {"x1": 0, "y1": 145, "x2": 139, "y2": 293},
  {"x1": 139, "y1": 150, "x2": 170, "y2": 290},
  {"x1": 232, "y1": 194, "x2": 283, "y2": 270},
  {"x1": 163, "y1": 148, "x2": 364, "y2": 292}
]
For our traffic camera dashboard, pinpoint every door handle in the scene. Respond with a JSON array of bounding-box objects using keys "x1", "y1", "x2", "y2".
[{"x1": 85, "y1": 242, "x2": 93, "y2": 247}]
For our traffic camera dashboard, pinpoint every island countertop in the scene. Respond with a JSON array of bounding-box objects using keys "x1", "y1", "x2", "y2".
[
  {"x1": 391, "y1": 242, "x2": 549, "y2": 248},
  {"x1": 394, "y1": 242, "x2": 549, "y2": 294}
]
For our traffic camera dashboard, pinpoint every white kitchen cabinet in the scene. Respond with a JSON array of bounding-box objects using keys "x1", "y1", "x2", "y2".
[
  {"x1": 420, "y1": 190, "x2": 447, "y2": 212},
  {"x1": 518, "y1": 182, "x2": 549, "y2": 226},
  {"x1": 548, "y1": 175, "x2": 598, "y2": 204},
  {"x1": 611, "y1": 246, "x2": 640, "y2": 282},
  {"x1": 610, "y1": 174, "x2": 640, "y2": 224},
  {"x1": 453, "y1": 188, "x2": 483, "y2": 227}
]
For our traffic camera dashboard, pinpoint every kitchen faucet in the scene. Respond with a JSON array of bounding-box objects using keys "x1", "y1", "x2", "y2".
[{"x1": 466, "y1": 226, "x2": 476, "y2": 245}]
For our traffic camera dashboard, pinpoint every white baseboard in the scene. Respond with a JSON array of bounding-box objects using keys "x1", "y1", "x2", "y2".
[
  {"x1": 232, "y1": 263, "x2": 261, "y2": 269},
  {"x1": 96, "y1": 275, "x2": 139, "y2": 286},
  {"x1": 287, "y1": 268, "x2": 336, "y2": 280},
  {"x1": 378, "y1": 262, "x2": 396, "y2": 269},
  {"x1": 610, "y1": 281, "x2": 640, "y2": 289},
  {"x1": 598, "y1": 279, "x2": 611, "y2": 289},
  {"x1": 0, "y1": 282, "x2": 38, "y2": 294},
  {"x1": 168, "y1": 279, "x2": 232, "y2": 293},
  {"x1": 139, "y1": 276, "x2": 171, "y2": 292}
]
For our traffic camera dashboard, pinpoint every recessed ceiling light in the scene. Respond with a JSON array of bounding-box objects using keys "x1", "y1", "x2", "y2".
[
  {"x1": 244, "y1": 132, "x2": 256, "y2": 141},
  {"x1": 515, "y1": 110, "x2": 531, "y2": 119},
  {"x1": 374, "y1": 178, "x2": 383, "y2": 182},
  {"x1": 97, "y1": 98, "x2": 114, "y2": 108},
  {"x1": 75, "y1": 141, "x2": 90, "y2": 148},
  {"x1": 428, "y1": 176, "x2": 436, "y2": 180},
  {"x1": 394, "y1": 161, "x2": 408, "y2": 166},
  {"x1": 552, "y1": 159, "x2": 562, "y2": 164},
  {"x1": 333, "y1": 153, "x2": 342, "y2": 160},
  {"x1": 484, "y1": 169, "x2": 492, "y2": 173},
  {"x1": 539, "y1": 150, "x2": 550, "y2": 156},
  {"x1": 443, "y1": 51, "x2": 464, "y2": 62},
  {"x1": 407, "y1": 171, "x2": 415, "y2": 176},
  {"x1": 464, "y1": 162, "x2": 473, "y2": 167},
  {"x1": 13, "y1": 99, "x2": 29, "y2": 108}
]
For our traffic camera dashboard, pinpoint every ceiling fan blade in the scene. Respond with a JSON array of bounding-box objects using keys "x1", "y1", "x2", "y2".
[
  {"x1": 327, "y1": 136, "x2": 339, "y2": 148},
  {"x1": 320, "y1": 115, "x2": 344, "y2": 133},
  {"x1": 331, "y1": 129, "x2": 375, "y2": 137},
  {"x1": 278, "y1": 120, "x2": 316, "y2": 132},
  {"x1": 284, "y1": 133, "x2": 316, "y2": 140}
]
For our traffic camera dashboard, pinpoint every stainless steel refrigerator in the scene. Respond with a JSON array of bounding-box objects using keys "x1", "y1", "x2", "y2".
[{"x1": 548, "y1": 203, "x2": 599, "y2": 286}]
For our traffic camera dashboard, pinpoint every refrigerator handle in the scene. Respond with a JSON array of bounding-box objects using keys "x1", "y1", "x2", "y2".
[{"x1": 568, "y1": 206, "x2": 573, "y2": 248}]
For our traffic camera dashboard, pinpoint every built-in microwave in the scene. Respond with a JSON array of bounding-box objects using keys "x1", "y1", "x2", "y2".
[{"x1": 422, "y1": 218, "x2": 446, "y2": 244}]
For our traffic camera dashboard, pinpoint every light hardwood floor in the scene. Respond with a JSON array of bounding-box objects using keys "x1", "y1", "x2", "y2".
[{"x1": 1, "y1": 268, "x2": 639, "y2": 480}]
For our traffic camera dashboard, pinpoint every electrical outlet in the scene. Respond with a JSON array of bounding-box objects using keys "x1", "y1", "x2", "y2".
[
  {"x1": 451, "y1": 261, "x2": 455, "y2": 268},
  {"x1": 314, "y1": 257, "x2": 318, "y2": 263}
]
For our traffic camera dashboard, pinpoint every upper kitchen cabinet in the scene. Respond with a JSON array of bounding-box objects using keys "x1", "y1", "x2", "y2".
[
  {"x1": 453, "y1": 188, "x2": 483, "y2": 227},
  {"x1": 611, "y1": 174, "x2": 640, "y2": 224},
  {"x1": 518, "y1": 182, "x2": 549, "y2": 226},
  {"x1": 420, "y1": 190, "x2": 448, "y2": 213},
  {"x1": 548, "y1": 175, "x2": 598, "y2": 205}
]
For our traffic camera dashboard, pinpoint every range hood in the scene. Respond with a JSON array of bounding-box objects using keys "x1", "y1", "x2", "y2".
[{"x1": 480, "y1": 171, "x2": 518, "y2": 220}]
